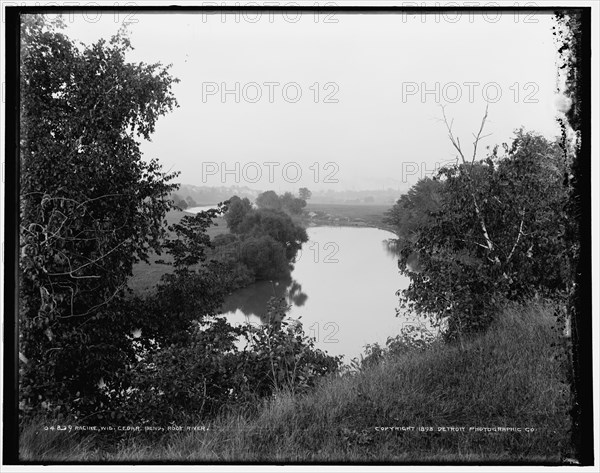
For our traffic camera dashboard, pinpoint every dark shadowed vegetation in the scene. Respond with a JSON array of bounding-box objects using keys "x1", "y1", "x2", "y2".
[
  {"x1": 19, "y1": 17, "x2": 332, "y2": 437},
  {"x1": 21, "y1": 302, "x2": 571, "y2": 462}
]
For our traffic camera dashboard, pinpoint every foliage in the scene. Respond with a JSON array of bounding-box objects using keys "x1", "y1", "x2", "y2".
[
  {"x1": 238, "y1": 235, "x2": 290, "y2": 280},
  {"x1": 352, "y1": 320, "x2": 439, "y2": 371},
  {"x1": 224, "y1": 191, "x2": 308, "y2": 259},
  {"x1": 163, "y1": 206, "x2": 226, "y2": 270},
  {"x1": 255, "y1": 190, "x2": 282, "y2": 210},
  {"x1": 125, "y1": 205, "x2": 233, "y2": 351},
  {"x1": 104, "y1": 298, "x2": 340, "y2": 426},
  {"x1": 280, "y1": 191, "x2": 307, "y2": 215},
  {"x1": 170, "y1": 193, "x2": 188, "y2": 210},
  {"x1": 239, "y1": 297, "x2": 342, "y2": 397},
  {"x1": 254, "y1": 190, "x2": 307, "y2": 216},
  {"x1": 117, "y1": 317, "x2": 247, "y2": 425},
  {"x1": 388, "y1": 129, "x2": 573, "y2": 339},
  {"x1": 383, "y1": 177, "x2": 443, "y2": 249},
  {"x1": 224, "y1": 195, "x2": 253, "y2": 233},
  {"x1": 19, "y1": 16, "x2": 179, "y2": 420},
  {"x1": 220, "y1": 192, "x2": 308, "y2": 284},
  {"x1": 237, "y1": 208, "x2": 308, "y2": 260},
  {"x1": 299, "y1": 187, "x2": 312, "y2": 201},
  {"x1": 73, "y1": 199, "x2": 331, "y2": 427},
  {"x1": 21, "y1": 301, "x2": 572, "y2": 462}
]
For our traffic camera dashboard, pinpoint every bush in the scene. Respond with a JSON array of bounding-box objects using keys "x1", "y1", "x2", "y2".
[
  {"x1": 117, "y1": 317, "x2": 246, "y2": 425},
  {"x1": 105, "y1": 298, "x2": 340, "y2": 426},
  {"x1": 239, "y1": 298, "x2": 342, "y2": 398},
  {"x1": 353, "y1": 318, "x2": 440, "y2": 370}
]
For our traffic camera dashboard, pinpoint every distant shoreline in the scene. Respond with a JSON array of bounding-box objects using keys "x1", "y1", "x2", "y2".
[
  {"x1": 183, "y1": 202, "x2": 400, "y2": 236},
  {"x1": 306, "y1": 219, "x2": 398, "y2": 236}
]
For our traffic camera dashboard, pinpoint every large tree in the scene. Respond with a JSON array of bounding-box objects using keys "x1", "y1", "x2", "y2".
[
  {"x1": 392, "y1": 129, "x2": 572, "y2": 340},
  {"x1": 19, "y1": 15, "x2": 179, "y2": 417}
]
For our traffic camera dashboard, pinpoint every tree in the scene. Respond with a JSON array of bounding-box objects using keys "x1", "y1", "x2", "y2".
[
  {"x1": 19, "y1": 15, "x2": 179, "y2": 418},
  {"x1": 280, "y1": 191, "x2": 306, "y2": 215},
  {"x1": 393, "y1": 127, "x2": 572, "y2": 340},
  {"x1": 237, "y1": 209, "x2": 308, "y2": 260},
  {"x1": 239, "y1": 235, "x2": 289, "y2": 280},
  {"x1": 224, "y1": 195, "x2": 252, "y2": 233},
  {"x1": 299, "y1": 187, "x2": 312, "y2": 200},
  {"x1": 185, "y1": 196, "x2": 198, "y2": 208},
  {"x1": 171, "y1": 193, "x2": 188, "y2": 210},
  {"x1": 384, "y1": 177, "x2": 443, "y2": 246},
  {"x1": 135, "y1": 205, "x2": 232, "y2": 347},
  {"x1": 256, "y1": 190, "x2": 282, "y2": 210}
]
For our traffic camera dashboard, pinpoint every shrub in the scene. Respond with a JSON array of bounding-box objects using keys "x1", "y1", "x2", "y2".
[
  {"x1": 97, "y1": 298, "x2": 340, "y2": 427},
  {"x1": 239, "y1": 298, "x2": 341, "y2": 397}
]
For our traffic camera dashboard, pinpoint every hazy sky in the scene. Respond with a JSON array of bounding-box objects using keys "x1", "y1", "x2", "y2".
[{"x1": 60, "y1": 9, "x2": 563, "y2": 192}]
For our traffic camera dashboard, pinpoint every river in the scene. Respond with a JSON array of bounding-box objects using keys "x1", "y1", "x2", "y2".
[{"x1": 219, "y1": 225, "x2": 411, "y2": 361}]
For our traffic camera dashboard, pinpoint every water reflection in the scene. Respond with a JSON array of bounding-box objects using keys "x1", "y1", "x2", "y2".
[
  {"x1": 222, "y1": 226, "x2": 410, "y2": 361},
  {"x1": 220, "y1": 274, "x2": 307, "y2": 323},
  {"x1": 382, "y1": 238, "x2": 401, "y2": 258},
  {"x1": 382, "y1": 239, "x2": 422, "y2": 274}
]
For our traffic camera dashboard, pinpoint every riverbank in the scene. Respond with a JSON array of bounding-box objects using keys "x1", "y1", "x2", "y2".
[
  {"x1": 304, "y1": 203, "x2": 397, "y2": 235},
  {"x1": 21, "y1": 300, "x2": 572, "y2": 463},
  {"x1": 129, "y1": 204, "x2": 397, "y2": 295}
]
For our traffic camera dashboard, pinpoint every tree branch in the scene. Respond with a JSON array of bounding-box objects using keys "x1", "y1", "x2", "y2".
[
  {"x1": 45, "y1": 240, "x2": 127, "y2": 278},
  {"x1": 441, "y1": 105, "x2": 498, "y2": 263},
  {"x1": 506, "y1": 208, "x2": 526, "y2": 262},
  {"x1": 471, "y1": 103, "x2": 490, "y2": 165}
]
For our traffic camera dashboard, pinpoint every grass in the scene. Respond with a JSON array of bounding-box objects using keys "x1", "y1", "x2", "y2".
[
  {"x1": 20, "y1": 300, "x2": 573, "y2": 463},
  {"x1": 305, "y1": 203, "x2": 392, "y2": 230}
]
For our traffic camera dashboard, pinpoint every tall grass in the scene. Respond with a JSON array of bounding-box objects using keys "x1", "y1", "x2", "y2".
[{"x1": 20, "y1": 301, "x2": 572, "y2": 463}]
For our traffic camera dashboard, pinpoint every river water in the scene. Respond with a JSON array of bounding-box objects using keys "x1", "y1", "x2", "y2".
[{"x1": 220, "y1": 225, "x2": 411, "y2": 361}]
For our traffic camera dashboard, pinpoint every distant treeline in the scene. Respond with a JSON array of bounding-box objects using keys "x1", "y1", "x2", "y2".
[
  {"x1": 171, "y1": 184, "x2": 405, "y2": 207},
  {"x1": 171, "y1": 184, "x2": 260, "y2": 209}
]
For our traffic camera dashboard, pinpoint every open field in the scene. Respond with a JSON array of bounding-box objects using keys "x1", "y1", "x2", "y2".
[
  {"x1": 21, "y1": 301, "x2": 572, "y2": 463},
  {"x1": 129, "y1": 209, "x2": 229, "y2": 295},
  {"x1": 305, "y1": 203, "x2": 394, "y2": 232}
]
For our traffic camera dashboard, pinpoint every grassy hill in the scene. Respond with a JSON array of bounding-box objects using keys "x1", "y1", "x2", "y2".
[{"x1": 21, "y1": 301, "x2": 572, "y2": 463}]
